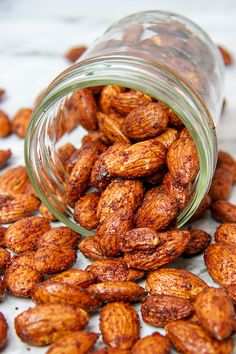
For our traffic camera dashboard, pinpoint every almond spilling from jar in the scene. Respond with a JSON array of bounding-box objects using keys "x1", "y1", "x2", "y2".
[
  {"x1": 74, "y1": 192, "x2": 100, "y2": 230},
  {"x1": 215, "y1": 223, "x2": 236, "y2": 246},
  {"x1": 183, "y1": 229, "x2": 212, "y2": 256},
  {"x1": 119, "y1": 227, "x2": 160, "y2": 252},
  {"x1": 36, "y1": 226, "x2": 80, "y2": 249},
  {"x1": 78, "y1": 235, "x2": 106, "y2": 260},
  {"x1": 211, "y1": 200, "x2": 236, "y2": 223}
]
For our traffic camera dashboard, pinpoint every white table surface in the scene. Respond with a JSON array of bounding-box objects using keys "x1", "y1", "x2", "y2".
[{"x1": 0, "y1": 0, "x2": 235, "y2": 353}]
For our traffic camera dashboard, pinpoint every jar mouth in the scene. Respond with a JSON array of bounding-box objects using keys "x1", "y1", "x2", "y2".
[{"x1": 25, "y1": 55, "x2": 217, "y2": 233}]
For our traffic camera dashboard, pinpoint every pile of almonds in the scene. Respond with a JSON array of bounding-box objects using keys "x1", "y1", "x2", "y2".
[{"x1": 0, "y1": 44, "x2": 235, "y2": 353}]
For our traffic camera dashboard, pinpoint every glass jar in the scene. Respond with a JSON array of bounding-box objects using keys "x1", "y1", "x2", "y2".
[{"x1": 25, "y1": 10, "x2": 224, "y2": 234}]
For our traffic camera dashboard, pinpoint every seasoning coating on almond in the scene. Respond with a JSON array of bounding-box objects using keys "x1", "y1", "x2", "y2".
[
  {"x1": 0, "y1": 313, "x2": 8, "y2": 349},
  {"x1": 0, "y1": 110, "x2": 11, "y2": 137},
  {"x1": 204, "y1": 243, "x2": 236, "y2": 287},
  {"x1": 4, "y1": 216, "x2": 51, "y2": 253},
  {"x1": 120, "y1": 228, "x2": 160, "y2": 252},
  {"x1": 74, "y1": 192, "x2": 100, "y2": 230},
  {"x1": 183, "y1": 229, "x2": 211, "y2": 256},
  {"x1": 86, "y1": 259, "x2": 144, "y2": 282},
  {"x1": 12, "y1": 108, "x2": 32, "y2": 138},
  {"x1": 111, "y1": 89, "x2": 152, "y2": 115},
  {"x1": 146, "y1": 268, "x2": 208, "y2": 299},
  {"x1": 195, "y1": 287, "x2": 235, "y2": 340},
  {"x1": 15, "y1": 304, "x2": 89, "y2": 346},
  {"x1": 131, "y1": 332, "x2": 170, "y2": 354},
  {"x1": 46, "y1": 331, "x2": 98, "y2": 354},
  {"x1": 215, "y1": 223, "x2": 236, "y2": 246},
  {"x1": 36, "y1": 226, "x2": 80, "y2": 249},
  {"x1": 0, "y1": 166, "x2": 29, "y2": 195},
  {"x1": 135, "y1": 187, "x2": 178, "y2": 231},
  {"x1": 97, "y1": 179, "x2": 143, "y2": 222},
  {"x1": 162, "y1": 172, "x2": 190, "y2": 211},
  {"x1": 0, "y1": 247, "x2": 10, "y2": 273},
  {"x1": 31, "y1": 281, "x2": 101, "y2": 311},
  {"x1": 4, "y1": 264, "x2": 42, "y2": 297},
  {"x1": 124, "y1": 102, "x2": 169, "y2": 140},
  {"x1": 0, "y1": 149, "x2": 11, "y2": 169},
  {"x1": 124, "y1": 230, "x2": 190, "y2": 270},
  {"x1": 142, "y1": 295, "x2": 194, "y2": 327},
  {"x1": 46, "y1": 269, "x2": 95, "y2": 289},
  {"x1": 107, "y1": 140, "x2": 166, "y2": 178},
  {"x1": 87, "y1": 281, "x2": 146, "y2": 303},
  {"x1": 211, "y1": 200, "x2": 236, "y2": 223},
  {"x1": 100, "y1": 302, "x2": 140, "y2": 349}
]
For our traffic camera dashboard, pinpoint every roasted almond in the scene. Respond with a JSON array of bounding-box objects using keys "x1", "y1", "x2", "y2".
[
  {"x1": 94, "y1": 348, "x2": 130, "y2": 354},
  {"x1": 146, "y1": 268, "x2": 208, "y2": 299},
  {"x1": 31, "y1": 281, "x2": 101, "y2": 311},
  {"x1": 65, "y1": 46, "x2": 87, "y2": 62},
  {"x1": 0, "y1": 194, "x2": 40, "y2": 224},
  {"x1": 204, "y1": 243, "x2": 236, "y2": 287},
  {"x1": 4, "y1": 264, "x2": 42, "y2": 297},
  {"x1": 87, "y1": 281, "x2": 146, "y2": 303},
  {"x1": 209, "y1": 167, "x2": 233, "y2": 201},
  {"x1": 218, "y1": 45, "x2": 233, "y2": 66},
  {"x1": 36, "y1": 226, "x2": 80, "y2": 249},
  {"x1": 97, "y1": 112, "x2": 130, "y2": 143},
  {"x1": 111, "y1": 89, "x2": 152, "y2": 115},
  {"x1": 162, "y1": 172, "x2": 190, "y2": 210},
  {"x1": 15, "y1": 304, "x2": 89, "y2": 346},
  {"x1": 0, "y1": 247, "x2": 10, "y2": 273},
  {"x1": 74, "y1": 192, "x2": 100, "y2": 230},
  {"x1": 85, "y1": 259, "x2": 144, "y2": 282},
  {"x1": 124, "y1": 230, "x2": 190, "y2": 271},
  {"x1": 0, "y1": 279, "x2": 5, "y2": 299},
  {"x1": 0, "y1": 110, "x2": 11, "y2": 137},
  {"x1": 123, "y1": 102, "x2": 169, "y2": 140},
  {"x1": 119, "y1": 227, "x2": 160, "y2": 252},
  {"x1": 58, "y1": 143, "x2": 76, "y2": 166},
  {"x1": 195, "y1": 287, "x2": 235, "y2": 340},
  {"x1": 78, "y1": 235, "x2": 106, "y2": 260},
  {"x1": 39, "y1": 203, "x2": 57, "y2": 221},
  {"x1": 166, "y1": 320, "x2": 234, "y2": 354},
  {"x1": 107, "y1": 140, "x2": 166, "y2": 178},
  {"x1": 190, "y1": 194, "x2": 211, "y2": 221},
  {"x1": 141, "y1": 295, "x2": 193, "y2": 327},
  {"x1": 155, "y1": 127, "x2": 179, "y2": 148},
  {"x1": 135, "y1": 187, "x2": 178, "y2": 231},
  {"x1": 0, "y1": 166, "x2": 29, "y2": 195},
  {"x1": 0, "y1": 226, "x2": 6, "y2": 247},
  {"x1": 11, "y1": 108, "x2": 32, "y2": 138},
  {"x1": 0, "y1": 149, "x2": 11, "y2": 169},
  {"x1": 82, "y1": 130, "x2": 108, "y2": 145},
  {"x1": 217, "y1": 150, "x2": 236, "y2": 177},
  {"x1": 46, "y1": 269, "x2": 95, "y2": 289},
  {"x1": 99, "y1": 85, "x2": 125, "y2": 114},
  {"x1": 4, "y1": 216, "x2": 51, "y2": 253},
  {"x1": 226, "y1": 284, "x2": 236, "y2": 304},
  {"x1": 100, "y1": 302, "x2": 140, "y2": 349},
  {"x1": 167, "y1": 128, "x2": 199, "y2": 186},
  {"x1": 215, "y1": 223, "x2": 236, "y2": 246},
  {"x1": 46, "y1": 331, "x2": 98, "y2": 354},
  {"x1": 131, "y1": 332, "x2": 170, "y2": 354},
  {"x1": 0, "y1": 313, "x2": 7, "y2": 349},
  {"x1": 183, "y1": 229, "x2": 212, "y2": 256},
  {"x1": 97, "y1": 179, "x2": 143, "y2": 222},
  {"x1": 168, "y1": 110, "x2": 185, "y2": 129},
  {"x1": 211, "y1": 200, "x2": 236, "y2": 223},
  {"x1": 10, "y1": 251, "x2": 36, "y2": 269}
]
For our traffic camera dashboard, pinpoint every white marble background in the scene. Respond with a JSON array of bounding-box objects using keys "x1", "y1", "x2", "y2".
[{"x1": 0, "y1": 0, "x2": 235, "y2": 353}]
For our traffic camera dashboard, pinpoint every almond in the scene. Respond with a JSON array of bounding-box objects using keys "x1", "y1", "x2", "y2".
[
  {"x1": 111, "y1": 89, "x2": 152, "y2": 115},
  {"x1": 15, "y1": 304, "x2": 89, "y2": 346},
  {"x1": 58, "y1": 143, "x2": 76, "y2": 166},
  {"x1": 87, "y1": 281, "x2": 146, "y2": 303},
  {"x1": 31, "y1": 281, "x2": 101, "y2": 311},
  {"x1": 167, "y1": 128, "x2": 199, "y2": 186},
  {"x1": 65, "y1": 88, "x2": 97, "y2": 131},
  {"x1": 4, "y1": 264, "x2": 42, "y2": 297},
  {"x1": 143, "y1": 165, "x2": 167, "y2": 186},
  {"x1": 36, "y1": 226, "x2": 80, "y2": 249},
  {"x1": 218, "y1": 45, "x2": 233, "y2": 66},
  {"x1": 97, "y1": 179, "x2": 143, "y2": 222},
  {"x1": 0, "y1": 226, "x2": 6, "y2": 247},
  {"x1": 183, "y1": 229, "x2": 212, "y2": 256},
  {"x1": 46, "y1": 269, "x2": 95, "y2": 289},
  {"x1": 0, "y1": 279, "x2": 5, "y2": 299},
  {"x1": 85, "y1": 259, "x2": 144, "y2": 282},
  {"x1": 4, "y1": 216, "x2": 51, "y2": 253},
  {"x1": 209, "y1": 167, "x2": 233, "y2": 201},
  {"x1": 215, "y1": 223, "x2": 236, "y2": 246},
  {"x1": 96, "y1": 208, "x2": 133, "y2": 257},
  {"x1": 204, "y1": 243, "x2": 236, "y2": 287},
  {"x1": 0, "y1": 166, "x2": 29, "y2": 195},
  {"x1": 0, "y1": 247, "x2": 10, "y2": 273},
  {"x1": 162, "y1": 172, "x2": 190, "y2": 210},
  {"x1": 146, "y1": 268, "x2": 208, "y2": 299},
  {"x1": 141, "y1": 295, "x2": 193, "y2": 327},
  {"x1": 168, "y1": 110, "x2": 185, "y2": 129},
  {"x1": 195, "y1": 287, "x2": 235, "y2": 340},
  {"x1": 119, "y1": 227, "x2": 160, "y2": 252},
  {"x1": 123, "y1": 102, "x2": 169, "y2": 140},
  {"x1": 0, "y1": 313, "x2": 7, "y2": 349},
  {"x1": 0, "y1": 110, "x2": 11, "y2": 137},
  {"x1": 82, "y1": 130, "x2": 108, "y2": 145},
  {"x1": 107, "y1": 140, "x2": 166, "y2": 178},
  {"x1": 166, "y1": 320, "x2": 234, "y2": 354},
  {"x1": 39, "y1": 203, "x2": 57, "y2": 221},
  {"x1": 11, "y1": 108, "x2": 32, "y2": 138},
  {"x1": 99, "y1": 85, "x2": 125, "y2": 114},
  {"x1": 78, "y1": 235, "x2": 106, "y2": 260},
  {"x1": 190, "y1": 194, "x2": 211, "y2": 221},
  {"x1": 100, "y1": 302, "x2": 140, "y2": 349},
  {"x1": 46, "y1": 331, "x2": 98, "y2": 354},
  {"x1": 124, "y1": 230, "x2": 190, "y2": 271},
  {"x1": 74, "y1": 192, "x2": 100, "y2": 230},
  {"x1": 0, "y1": 194, "x2": 40, "y2": 223},
  {"x1": 226, "y1": 284, "x2": 236, "y2": 304},
  {"x1": 131, "y1": 332, "x2": 170, "y2": 354},
  {"x1": 0, "y1": 149, "x2": 11, "y2": 169},
  {"x1": 135, "y1": 187, "x2": 178, "y2": 231},
  {"x1": 10, "y1": 251, "x2": 36, "y2": 269},
  {"x1": 66, "y1": 141, "x2": 105, "y2": 202},
  {"x1": 97, "y1": 112, "x2": 130, "y2": 143},
  {"x1": 211, "y1": 200, "x2": 236, "y2": 223},
  {"x1": 94, "y1": 348, "x2": 129, "y2": 354},
  {"x1": 217, "y1": 150, "x2": 236, "y2": 177},
  {"x1": 155, "y1": 127, "x2": 179, "y2": 148},
  {"x1": 65, "y1": 46, "x2": 87, "y2": 62}
]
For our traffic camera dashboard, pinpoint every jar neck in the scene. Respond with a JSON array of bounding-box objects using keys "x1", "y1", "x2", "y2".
[{"x1": 25, "y1": 55, "x2": 217, "y2": 229}]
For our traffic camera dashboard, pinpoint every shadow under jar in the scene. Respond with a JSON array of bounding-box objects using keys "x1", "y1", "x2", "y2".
[{"x1": 25, "y1": 10, "x2": 224, "y2": 235}]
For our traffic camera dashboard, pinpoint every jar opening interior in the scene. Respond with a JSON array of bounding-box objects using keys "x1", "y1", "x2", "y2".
[{"x1": 25, "y1": 56, "x2": 217, "y2": 234}]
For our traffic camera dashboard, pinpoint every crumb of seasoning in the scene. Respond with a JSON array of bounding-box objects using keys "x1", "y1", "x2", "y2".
[
  {"x1": 15, "y1": 307, "x2": 19, "y2": 310},
  {"x1": 27, "y1": 348, "x2": 31, "y2": 351}
]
